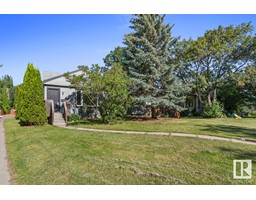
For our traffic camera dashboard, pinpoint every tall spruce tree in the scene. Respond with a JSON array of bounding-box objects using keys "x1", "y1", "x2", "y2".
[
  {"x1": 123, "y1": 14, "x2": 189, "y2": 118},
  {"x1": 19, "y1": 63, "x2": 47, "y2": 125}
]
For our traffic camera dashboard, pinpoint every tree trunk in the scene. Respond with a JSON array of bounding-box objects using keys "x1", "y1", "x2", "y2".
[
  {"x1": 213, "y1": 88, "x2": 217, "y2": 102},
  {"x1": 207, "y1": 94, "x2": 212, "y2": 107},
  {"x1": 151, "y1": 106, "x2": 158, "y2": 119},
  {"x1": 195, "y1": 89, "x2": 204, "y2": 105}
]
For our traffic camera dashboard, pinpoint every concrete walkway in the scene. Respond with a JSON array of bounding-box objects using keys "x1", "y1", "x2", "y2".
[
  {"x1": 63, "y1": 126, "x2": 256, "y2": 146},
  {"x1": 0, "y1": 116, "x2": 11, "y2": 185}
]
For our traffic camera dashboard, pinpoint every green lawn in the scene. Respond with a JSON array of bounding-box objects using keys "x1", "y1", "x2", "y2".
[
  {"x1": 69, "y1": 118, "x2": 256, "y2": 141},
  {"x1": 5, "y1": 118, "x2": 256, "y2": 184}
]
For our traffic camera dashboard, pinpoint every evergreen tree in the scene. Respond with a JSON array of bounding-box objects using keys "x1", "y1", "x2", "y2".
[
  {"x1": 123, "y1": 14, "x2": 189, "y2": 118},
  {"x1": 0, "y1": 75, "x2": 14, "y2": 109},
  {"x1": 14, "y1": 84, "x2": 23, "y2": 119},
  {"x1": 0, "y1": 86, "x2": 11, "y2": 114},
  {"x1": 19, "y1": 63, "x2": 47, "y2": 125}
]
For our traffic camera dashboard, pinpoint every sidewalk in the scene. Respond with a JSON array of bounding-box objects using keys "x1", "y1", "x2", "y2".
[
  {"x1": 0, "y1": 116, "x2": 11, "y2": 185},
  {"x1": 63, "y1": 126, "x2": 256, "y2": 146}
]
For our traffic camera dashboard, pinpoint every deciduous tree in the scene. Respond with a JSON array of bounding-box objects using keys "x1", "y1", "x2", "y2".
[
  {"x1": 65, "y1": 64, "x2": 131, "y2": 123},
  {"x1": 103, "y1": 46, "x2": 125, "y2": 68},
  {"x1": 176, "y1": 23, "x2": 256, "y2": 109},
  {"x1": 219, "y1": 65, "x2": 256, "y2": 113},
  {"x1": 99, "y1": 63, "x2": 131, "y2": 123}
]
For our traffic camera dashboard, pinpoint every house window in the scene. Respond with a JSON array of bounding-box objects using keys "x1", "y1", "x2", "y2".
[{"x1": 77, "y1": 91, "x2": 82, "y2": 106}]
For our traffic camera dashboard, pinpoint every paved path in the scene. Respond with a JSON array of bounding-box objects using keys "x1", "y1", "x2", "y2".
[
  {"x1": 63, "y1": 126, "x2": 256, "y2": 146},
  {"x1": 0, "y1": 116, "x2": 11, "y2": 185}
]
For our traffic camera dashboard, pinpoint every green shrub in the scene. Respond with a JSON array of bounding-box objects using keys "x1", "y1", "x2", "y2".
[
  {"x1": 98, "y1": 64, "x2": 131, "y2": 124},
  {"x1": 235, "y1": 105, "x2": 250, "y2": 118},
  {"x1": 19, "y1": 63, "x2": 47, "y2": 126},
  {"x1": 248, "y1": 110, "x2": 256, "y2": 118},
  {"x1": 191, "y1": 110, "x2": 203, "y2": 117},
  {"x1": 68, "y1": 114, "x2": 81, "y2": 122},
  {"x1": 203, "y1": 101, "x2": 224, "y2": 118}
]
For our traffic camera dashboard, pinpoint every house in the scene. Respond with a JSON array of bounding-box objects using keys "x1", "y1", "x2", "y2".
[
  {"x1": 43, "y1": 69, "x2": 202, "y2": 122},
  {"x1": 43, "y1": 69, "x2": 84, "y2": 114},
  {"x1": 43, "y1": 69, "x2": 100, "y2": 124}
]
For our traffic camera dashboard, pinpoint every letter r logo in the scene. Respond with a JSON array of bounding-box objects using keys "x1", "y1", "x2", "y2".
[{"x1": 233, "y1": 160, "x2": 252, "y2": 179}]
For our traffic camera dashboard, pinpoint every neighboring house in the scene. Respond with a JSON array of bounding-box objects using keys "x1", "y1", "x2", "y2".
[{"x1": 43, "y1": 70, "x2": 83, "y2": 115}]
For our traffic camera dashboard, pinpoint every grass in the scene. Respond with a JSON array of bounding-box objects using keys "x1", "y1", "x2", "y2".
[
  {"x1": 5, "y1": 118, "x2": 256, "y2": 185},
  {"x1": 69, "y1": 118, "x2": 256, "y2": 141}
]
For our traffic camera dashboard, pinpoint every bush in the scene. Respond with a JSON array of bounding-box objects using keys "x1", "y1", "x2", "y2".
[
  {"x1": 19, "y1": 63, "x2": 47, "y2": 125},
  {"x1": 203, "y1": 101, "x2": 224, "y2": 118},
  {"x1": 191, "y1": 110, "x2": 203, "y2": 117},
  {"x1": 67, "y1": 114, "x2": 81, "y2": 122},
  {"x1": 235, "y1": 105, "x2": 250, "y2": 118},
  {"x1": 98, "y1": 64, "x2": 131, "y2": 124},
  {"x1": 248, "y1": 110, "x2": 256, "y2": 118}
]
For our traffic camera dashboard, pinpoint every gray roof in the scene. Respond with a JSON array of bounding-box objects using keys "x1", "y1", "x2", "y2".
[
  {"x1": 43, "y1": 71, "x2": 62, "y2": 81},
  {"x1": 43, "y1": 69, "x2": 81, "y2": 83}
]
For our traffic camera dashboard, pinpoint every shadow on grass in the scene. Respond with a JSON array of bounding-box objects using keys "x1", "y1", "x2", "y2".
[
  {"x1": 68, "y1": 118, "x2": 127, "y2": 125},
  {"x1": 195, "y1": 124, "x2": 256, "y2": 140},
  {"x1": 68, "y1": 119, "x2": 105, "y2": 126},
  {"x1": 218, "y1": 147, "x2": 256, "y2": 160}
]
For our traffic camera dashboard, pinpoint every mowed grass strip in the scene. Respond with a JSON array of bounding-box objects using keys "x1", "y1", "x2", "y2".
[
  {"x1": 5, "y1": 118, "x2": 256, "y2": 185},
  {"x1": 70, "y1": 118, "x2": 256, "y2": 141}
]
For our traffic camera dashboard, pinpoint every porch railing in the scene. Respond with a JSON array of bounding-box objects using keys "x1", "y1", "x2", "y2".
[
  {"x1": 45, "y1": 100, "x2": 54, "y2": 125},
  {"x1": 63, "y1": 100, "x2": 71, "y2": 122}
]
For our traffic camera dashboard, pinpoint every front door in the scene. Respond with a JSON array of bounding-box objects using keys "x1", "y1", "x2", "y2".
[{"x1": 47, "y1": 88, "x2": 60, "y2": 112}]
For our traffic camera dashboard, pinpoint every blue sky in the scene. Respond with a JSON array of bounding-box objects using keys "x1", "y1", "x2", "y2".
[{"x1": 0, "y1": 14, "x2": 256, "y2": 86}]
